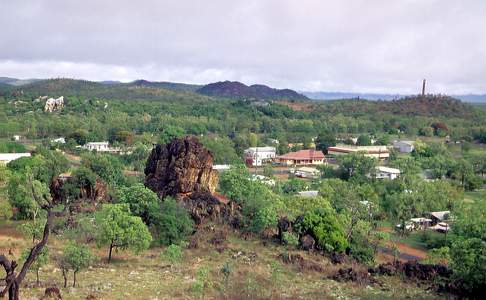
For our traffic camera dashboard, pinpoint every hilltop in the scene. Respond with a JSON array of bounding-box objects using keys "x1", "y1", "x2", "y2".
[
  {"x1": 197, "y1": 81, "x2": 308, "y2": 101},
  {"x1": 8, "y1": 78, "x2": 211, "y2": 103},
  {"x1": 314, "y1": 95, "x2": 475, "y2": 118}
]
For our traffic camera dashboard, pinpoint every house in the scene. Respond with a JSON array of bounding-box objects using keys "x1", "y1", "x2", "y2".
[
  {"x1": 0, "y1": 153, "x2": 31, "y2": 165},
  {"x1": 83, "y1": 142, "x2": 110, "y2": 152},
  {"x1": 250, "y1": 174, "x2": 276, "y2": 186},
  {"x1": 293, "y1": 166, "x2": 320, "y2": 178},
  {"x1": 276, "y1": 149, "x2": 325, "y2": 166},
  {"x1": 327, "y1": 145, "x2": 389, "y2": 159},
  {"x1": 244, "y1": 147, "x2": 276, "y2": 166},
  {"x1": 374, "y1": 166, "x2": 401, "y2": 180},
  {"x1": 297, "y1": 190, "x2": 319, "y2": 197},
  {"x1": 12, "y1": 135, "x2": 21, "y2": 141},
  {"x1": 429, "y1": 211, "x2": 450, "y2": 225},
  {"x1": 393, "y1": 140, "x2": 415, "y2": 153}
]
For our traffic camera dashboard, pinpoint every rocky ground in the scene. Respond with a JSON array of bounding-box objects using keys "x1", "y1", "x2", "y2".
[{"x1": 0, "y1": 221, "x2": 447, "y2": 300}]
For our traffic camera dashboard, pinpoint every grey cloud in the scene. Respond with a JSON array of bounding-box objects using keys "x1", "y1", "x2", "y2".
[{"x1": 0, "y1": 0, "x2": 485, "y2": 94}]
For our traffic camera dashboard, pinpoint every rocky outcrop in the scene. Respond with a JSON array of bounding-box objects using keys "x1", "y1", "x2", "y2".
[
  {"x1": 144, "y1": 136, "x2": 240, "y2": 225},
  {"x1": 51, "y1": 176, "x2": 108, "y2": 204},
  {"x1": 300, "y1": 234, "x2": 316, "y2": 251},
  {"x1": 44, "y1": 96, "x2": 64, "y2": 112},
  {"x1": 369, "y1": 261, "x2": 451, "y2": 281},
  {"x1": 144, "y1": 136, "x2": 218, "y2": 198},
  {"x1": 182, "y1": 191, "x2": 240, "y2": 225},
  {"x1": 277, "y1": 217, "x2": 292, "y2": 242}
]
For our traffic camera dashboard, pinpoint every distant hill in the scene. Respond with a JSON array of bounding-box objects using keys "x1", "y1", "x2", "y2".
[
  {"x1": 197, "y1": 81, "x2": 308, "y2": 100},
  {"x1": 0, "y1": 77, "x2": 42, "y2": 86},
  {"x1": 304, "y1": 91, "x2": 486, "y2": 103},
  {"x1": 128, "y1": 79, "x2": 201, "y2": 92},
  {"x1": 303, "y1": 91, "x2": 402, "y2": 101},
  {"x1": 11, "y1": 78, "x2": 211, "y2": 103},
  {"x1": 317, "y1": 95, "x2": 474, "y2": 118}
]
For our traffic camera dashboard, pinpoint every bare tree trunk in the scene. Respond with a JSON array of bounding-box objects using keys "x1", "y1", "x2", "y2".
[
  {"x1": 108, "y1": 241, "x2": 114, "y2": 263},
  {"x1": 62, "y1": 268, "x2": 67, "y2": 288},
  {"x1": 73, "y1": 271, "x2": 77, "y2": 287},
  {"x1": 1, "y1": 179, "x2": 55, "y2": 300},
  {"x1": 36, "y1": 269, "x2": 39, "y2": 286}
]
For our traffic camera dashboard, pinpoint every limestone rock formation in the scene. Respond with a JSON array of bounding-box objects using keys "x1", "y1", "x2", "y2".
[
  {"x1": 44, "y1": 96, "x2": 64, "y2": 112},
  {"x1": 144, "y1": 136, "x2": 218, "y2": 198}
]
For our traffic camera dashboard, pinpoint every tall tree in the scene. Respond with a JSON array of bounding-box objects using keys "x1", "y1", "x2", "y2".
[{"x1": 315, "y1": 132, "x2": 336, "y2": 154}]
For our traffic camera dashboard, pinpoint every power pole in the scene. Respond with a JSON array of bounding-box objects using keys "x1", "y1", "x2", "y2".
[{"x1": 421, "y1": 79, "x2": 426, "y2": 96}]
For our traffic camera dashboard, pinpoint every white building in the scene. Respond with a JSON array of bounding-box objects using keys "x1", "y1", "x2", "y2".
[
  {"x1": 0, "y1": 153, "x2": 31, "y2": 165},
  {"x1": 12, "y1": 135, "x2": 21, "y2": 141},
  {"x1": 83, "y1": 142, "x2": 110, "y2": 152},
  {"x1": 328, "y1": 145, "x2": 389, "y2": 159},
  {"x1": 375, "y1": 166, "x2": 401, "y2": 180},
  {"x1": 393, "y1": 141, "x2": 415, "y2": 153},
  {"x1": 244, "y1": 147, "x2": 276, "y2": 166},
  {"x1": 293, "y1": 166, "x2": 320, "y2": 178}
]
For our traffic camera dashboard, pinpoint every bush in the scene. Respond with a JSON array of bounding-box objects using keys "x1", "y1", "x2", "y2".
[
  {"x1": 0, "y1": 200, "x2": 13, "y2": 220},
  {"x1": 450, "y1": 238, "x2": 486, "y2": 295},
  {"x1": 281, "y1": 178, "x2": 308, "y2": 194},
  {"x1": 282, "y1": 232, "x2": 299, "y2": 248},
  {"x1": 152, "y1": 197, "x2": 194, "y2": 246},
  {"x1": 295, "y1": 207, "x2": 348, "y2": 253},
  {"x1": 116, "y1": 183, "x2": 160, "y2": 224},
  {"x1": 161, "y1": 244, "x2": 183, "y2": 265},
  {"x1": 349, "y1": 235, "x2": 375, "y2": 264}
]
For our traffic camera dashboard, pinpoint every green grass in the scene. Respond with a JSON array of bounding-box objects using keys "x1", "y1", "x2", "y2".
[{"x1": 463, "y1": 190, "x2": 486, "y2": 206}]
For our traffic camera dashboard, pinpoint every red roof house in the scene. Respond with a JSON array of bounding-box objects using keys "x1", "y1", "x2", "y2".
[{"x1": 276, "y1": 149, "x2": 326, "y2": 166}]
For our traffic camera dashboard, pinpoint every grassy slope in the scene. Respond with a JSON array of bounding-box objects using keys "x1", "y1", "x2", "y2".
[{"x1": 0, "y1": 223, "x2": 442, "y2": 300}]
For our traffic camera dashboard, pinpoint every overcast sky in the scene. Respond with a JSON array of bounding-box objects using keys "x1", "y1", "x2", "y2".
[{"x1": 1, "y1": 0, "x2": 485, "y2": 94}]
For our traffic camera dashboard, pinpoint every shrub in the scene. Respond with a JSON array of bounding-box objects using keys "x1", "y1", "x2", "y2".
[
  {"x1": 295, "y1": 207, "x2": 348, "y2": 253},
  {"x1": 282, "y1": 232, "x2": 299, "y2": 248},
  {"x1": 191, "y1": 267, "x2": 212, "y2": 297},
  {"x1": 0, "y1": 200, "x2": 13, "y2": 220},
  {"x1": 116, "y1": 183, "x2": 160, "y2": 224},
  {"x1": 349, "y1": 235, "x2": 374, "y2": 264},
  {"x1": 161, "y1": 244, "x2": 183, "y2": 265},
  {"x1": 450, "y1": 238, "x2": 486, "y2": 295},
  {"x1": 152, "y1": 197, "x2": 194, "y2": 246}
]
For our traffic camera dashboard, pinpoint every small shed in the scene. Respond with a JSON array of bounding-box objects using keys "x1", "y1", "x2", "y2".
[{"x1": 429, "y1": 211, "x2": 450, "y2": 225}]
